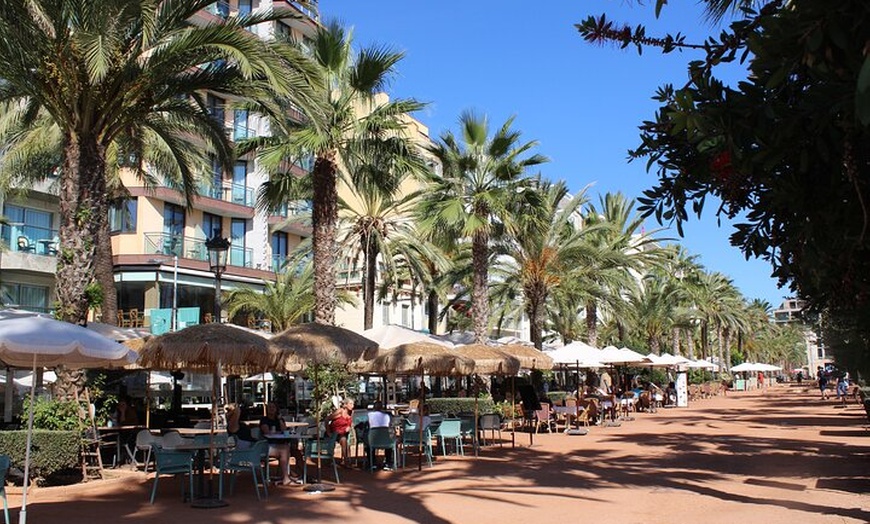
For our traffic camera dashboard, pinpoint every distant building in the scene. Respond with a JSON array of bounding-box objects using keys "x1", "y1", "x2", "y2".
[{"x1": 772, "y1": 298, "x2": 828, "y2": 374}]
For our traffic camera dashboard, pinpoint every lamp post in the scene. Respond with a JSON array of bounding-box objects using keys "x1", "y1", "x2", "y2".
[{"x1": 205, "y1": 233, "x2": 230, "y2": 324}]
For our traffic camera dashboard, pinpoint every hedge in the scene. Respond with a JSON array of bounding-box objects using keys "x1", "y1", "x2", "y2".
[
  {"x1": 0, "y1": 430, "x2": 80, "y2": 483},
  {"x1": 426, "y1": 397, "x2": 495, "y2": 416}
]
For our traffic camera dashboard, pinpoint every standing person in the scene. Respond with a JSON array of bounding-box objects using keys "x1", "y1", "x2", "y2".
[
  {"x1": 328, "y1": 399, "x2": 354, "y2": 467},
  {"x1": 796, "y1": 370, "x2": 803, "y2": 384},
  {"x1": 836, "y1": 373, "x2": 849, "y2": 406},
  {"x1": 758, "y1": 371, "x2": 765, "y2": 390},
  {"x1": 260, "y1": 402, "x2": 301, "y2": 485},
  {"x1": 818, "y1": 368, "x2": 829, "y2": 400}
]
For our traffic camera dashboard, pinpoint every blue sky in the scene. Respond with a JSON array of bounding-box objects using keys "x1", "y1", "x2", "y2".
[{"x1": 320, "y1": 1, "x2": 789, "y2": 308}]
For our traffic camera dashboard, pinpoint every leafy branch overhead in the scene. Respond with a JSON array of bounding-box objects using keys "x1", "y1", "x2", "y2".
[{"x1": 577, "y1": 0, "x2": 870, "y2": 374}]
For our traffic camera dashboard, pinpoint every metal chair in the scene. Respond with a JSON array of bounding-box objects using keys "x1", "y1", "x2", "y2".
[
  {"x1": 150, "y1": 447, "x2": 194, "y2": 504},
  {"x1": 16, "y1": 236, "x2": 34, "y2": 253},
  {"x1": 435, "y1": 419, "x2": 464, "y2": 456},
  {"x1": 478, "y1": 414, "x2": 503, "y2": 446},
  {"x1": 365, "y1": 426, "x2": 397, "y2": 471},
  {"x1": 303, "y1": 432, "x2": 340, "y2": 484},
  {"x1": 401, "y1": 423, "x2": 433, "y2": 468},
  {"x1": 133, "y1": 430, "x2": 157, "y2": 473},
  {"x1": 221, "y1": 440, "x2": 270, "y2": 499}
]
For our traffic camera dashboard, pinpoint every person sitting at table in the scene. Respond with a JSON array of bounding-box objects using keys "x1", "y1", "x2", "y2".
[
  {"x1": 327, "y1": 398, "x2": 354, "y2": 467},
  {"x1": 260, "y1": 402, "x2": 301, "y2": 485},
  {"x1": 226, "y1": 403, "x2": 255, "y2": 450},
  {"x1": 366, "y1": 401, "x2": 393, "y2": 469}
]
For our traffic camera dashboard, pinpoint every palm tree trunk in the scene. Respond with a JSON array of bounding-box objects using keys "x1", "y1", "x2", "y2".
[
  {"x1": 427, "y1": 289, "x2": 439, "y2": 335},
  {"x1": 55, "y1": 133, "x2": 109, "y2": 400},
  {"x1": 672, "y1": 327, "x2": 681, "y2": 356},
  {"x1": 471, "y1": 230, "x2": 489, "y2": 344},
  {"x1": 717, "y1": 322, "x2": 725, "y2": 373},
  {"x1": 585, "y1": 302, "x2": 598, "y2": 347},
  {"x1": 686, "y1": 329, "x2": 696, "y2": 360},
  {"x1": 723, "y1": 327, "x2": 732, "y2": 373},
  {"x1": 311, "y1": 154, "x2": 339, "y2": 325},
  {"x1": 362, "y1": 233, "x2": 377, "y2": 330},
  {"x1": 95, "y1": 209, "x2": 117, "y2": 324},
  {"x1": 525, "y1": 284, "x2": 546, "y2": 350},
  {"x1": 701, "y1": 320, "x2": 709, "y2": 360}
]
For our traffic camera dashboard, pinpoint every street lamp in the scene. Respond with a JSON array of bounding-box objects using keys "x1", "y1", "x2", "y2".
[{"x1": 205, "y1": 233, "x2": 230, "y2": 323}]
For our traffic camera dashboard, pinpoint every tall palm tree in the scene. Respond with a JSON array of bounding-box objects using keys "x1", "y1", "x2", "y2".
[
  {"x1": 581, "y1": 192, "x2": 664, "y2": 347},
  {"x1": 496, "y1": 180, "x2": 595, "y2": 349},
  {"x1": 0, "y1": 0, "x2": 309, "y2": 326},
  {"x1": 257, "y1": 21, "x2": 423, "y2": 326},
  {"x1": 419, "y1": 112, "x2": 547, "y2": 343}
]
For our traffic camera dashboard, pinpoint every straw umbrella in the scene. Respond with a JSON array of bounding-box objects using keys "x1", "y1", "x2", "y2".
[
  {"x1": 498, "y1": 344, "x2": 556, "y2": 447},
  {"x1": 269, "y1": 323, "x2": 377, "y2": 492},
  {"x1": 454, "y1": 344, "x2": 520, "y2": 455},
  {"x1": 363, "y1": 342, "x2": 475, "y2": 470},
  {"x1": 139, "y1": 323, "x2": 280, "y2": 507}
]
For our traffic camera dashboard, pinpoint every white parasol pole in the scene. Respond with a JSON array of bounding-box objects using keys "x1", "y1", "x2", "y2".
[{"x1": 19, "y1": 354, "x2": 36, "y2": 524}]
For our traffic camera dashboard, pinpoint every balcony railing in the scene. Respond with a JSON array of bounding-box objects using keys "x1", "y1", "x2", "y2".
[
  {"x1": 205, "y1": 1, "x2": 230, "y2": 19},
  {"x1": 1, "y1": 223, "x2": 59, "y2": 256},
  {"x1": 287, "y1": 1, "x2": 319, "y2": 21},
  {"x1": 144, "y1": 232, "x2": 253, "y2": 268},
  {"x1": 195, "y1": 180, "x2": 256, "y2": 208},
  {"x1": 232, "y1": 125, "x2": 259, "y2": 142}
]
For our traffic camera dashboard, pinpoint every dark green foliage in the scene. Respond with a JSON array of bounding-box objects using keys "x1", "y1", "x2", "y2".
[
  {"x1": 427, "y1": 397, "x2": 494, "y2": 416},
  {"x1": 24, "y1": 397, "x2": 82, "y2": 431},
  {"x1": 546, "y1": 391, "x2": 569, "y2": 404},
  {"x1": 0, "y1": 430, "x2": 81, "y2": 483},
  {"x1": 578, "y1": 1, "x2": 870, "y2": 377}
]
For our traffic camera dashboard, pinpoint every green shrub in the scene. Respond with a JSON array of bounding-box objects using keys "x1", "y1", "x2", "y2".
[
  {"x1": 546, "y1": 391, "x2": 568, "y2": 404},
  {"x1": 427, "y1": 397, "x2": 494, "y2": 415},
  {"x1": 0, "y1": 430, "x2": 81, "y2": 484},
  {"x1": 24, "y1": 396, "x2": 83, "y2": 431},
  {"x1": 492, "y1": 400, "x2": 520, "y2": 419}
]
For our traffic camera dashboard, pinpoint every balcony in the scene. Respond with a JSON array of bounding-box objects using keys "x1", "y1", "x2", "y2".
[
  {"x1": 1, "y1": 223, "x2": 58, "y2": 256},
  {"x1": 232, "y1": 124, "x2": 259, "y2": 142},
  {"x1": 274, "y1": 200, "x2": 312, "y2": 218},
  {"x1": 144, "y1": 232, "x2": 253, "y2": 268},
  {"x1": 195, "y1": 180, "x2": 256, "y2": 208},
  {"x1": 286, "y1": 1, "x2": 319, "y2": 21},
  {"x1": 205, "y1": 1, "x2": 230, "y2": 19}
]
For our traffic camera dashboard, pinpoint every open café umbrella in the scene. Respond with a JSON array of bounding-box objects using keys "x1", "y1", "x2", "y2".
[
  {"x1": 454, "y1": 344, "x2": 520, "y2": 455},
  {"x1": 0, "y1": 315, "x2": 136, "y2": 524},
  {"x1": 269, "y1": 323, "x2": 378, "y2": 492},
  {"x1": 139, "y1": 322, "x2": 280, "y2": 507},
  {"x1": 363, "y1": 341, "x2": 475, "y2": 470},
  {"x1": 361, "y1": 324, "x2": 453, "y2": 350}
]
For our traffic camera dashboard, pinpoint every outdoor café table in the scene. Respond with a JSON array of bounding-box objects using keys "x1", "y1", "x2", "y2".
[
  {"x1": 552, "y1": 406, "x2": 579, "y2": 431},
  {"x1": 163, "y1": 438, "x2": 230, "y2": 507},
  {"x1": 263, "y1": 429, "x2": 311, "y2": 482},
  {"x1": 171, "y1": 427, "x2": 215, "y2": 437}
]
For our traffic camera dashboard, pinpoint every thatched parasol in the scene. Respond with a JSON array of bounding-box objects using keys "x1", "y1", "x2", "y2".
[
  {"x1": 363, "y1": 342, "x2": 475, "y2": 376},
  {"x1": 498, "y1": 344, "x2": 554, "y2": 370},
  {"x1": 270, "y1": 323, "x2": 378, "y2": 372},
  {"x1": 139, "y1": 323, "x2": 278, "y2": 374},
  {"x1": 454, "y1": 344, "x2": 521, "y2": 376},
  {"x1": 268, "y1": 323, "x2": 377, "y2": 492}
]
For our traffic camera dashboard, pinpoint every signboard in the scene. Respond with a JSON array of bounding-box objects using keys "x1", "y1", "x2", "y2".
[{"x1": 676, "y1": 371, "x2": 688, "y2": 407}]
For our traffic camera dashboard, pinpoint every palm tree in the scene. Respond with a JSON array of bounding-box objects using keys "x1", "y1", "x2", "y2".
[
  {"x1": 0, "y1": 0, "x2": 310, "y2": 326},
  {"x1": 256, "y1": 21, "x2": 423, "y2": 326},
  {"x1": 496, "y1": 180, "x2": 594, "y2": 349},
  {"x1": 419, "y1": 112, "x2": 547, "y2": 343},
  {"x1": 581, "y1": 192, "x2": 664, "y2": 347},
  {"x1": 337, "y1": 181, "x2": 442, "y2": 330},
  {"x1": 223, "y1": 263, "x2": 357, "y2": 333}
]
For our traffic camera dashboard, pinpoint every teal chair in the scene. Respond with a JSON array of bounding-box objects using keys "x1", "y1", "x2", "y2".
[
  {"x1": 435, "y1": 419, "x2": 464, "y2": 456},
  {"x1": 150, "y1": 447, "x2": 194, "y2": 504},
  {"x1": 221, "y1": 440, "x2": 269, "y2": 499},
  {"x1": 0, "y1": 455, "x2": 10, "y2": 524},
  {"x1": 401, "y1": 423, "x2": 433, "y2": 468},
  {"x1": 365, "y1": 426, "x2": 397, "y2": 471},
  {"x1": 303, "y1": 432, "x2": 340, "y2": 484}
]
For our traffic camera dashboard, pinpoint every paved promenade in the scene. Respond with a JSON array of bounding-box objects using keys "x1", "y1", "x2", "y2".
[{"x1": 12, "y1": 385, "x2": 870, "y2": 523}]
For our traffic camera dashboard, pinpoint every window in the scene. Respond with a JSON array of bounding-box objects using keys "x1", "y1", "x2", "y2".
[
  {"x1": 382, "y1": 303, "x2": 391, "y2": 325},
  {"x1": 230, "y1": 218, "x2": 247, "y2": 267},
  {"x1": 109, "y1": 199, "x2": 137, "y2": 233},
  {"x1": 163, "y1": 203, "x2": 185, "y2": 256},
  {"x1": 207, "y1": 94, "x2": 225, "y2": 125},
  {"x1": 2, "y1": 204, "x2": 53, "y2": 246},
  {"x1": 271, "y1": 232, "x2": 288, "y2": 272},
  {"x1": 203, "y1": 213, "x2": 222, "y2": 241},
  {"x1": 1, "y1": 283, "x2": 49, "y2": 312},
  {"x1": 233, "y1": 109, "x2": 249, "y2": 141},
  {"x1": 401, "y1": 305, "x2": 410, "y2": 327},
  {"x1": 238, "y1": 0, "x2": 252, "y2": 16}
]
